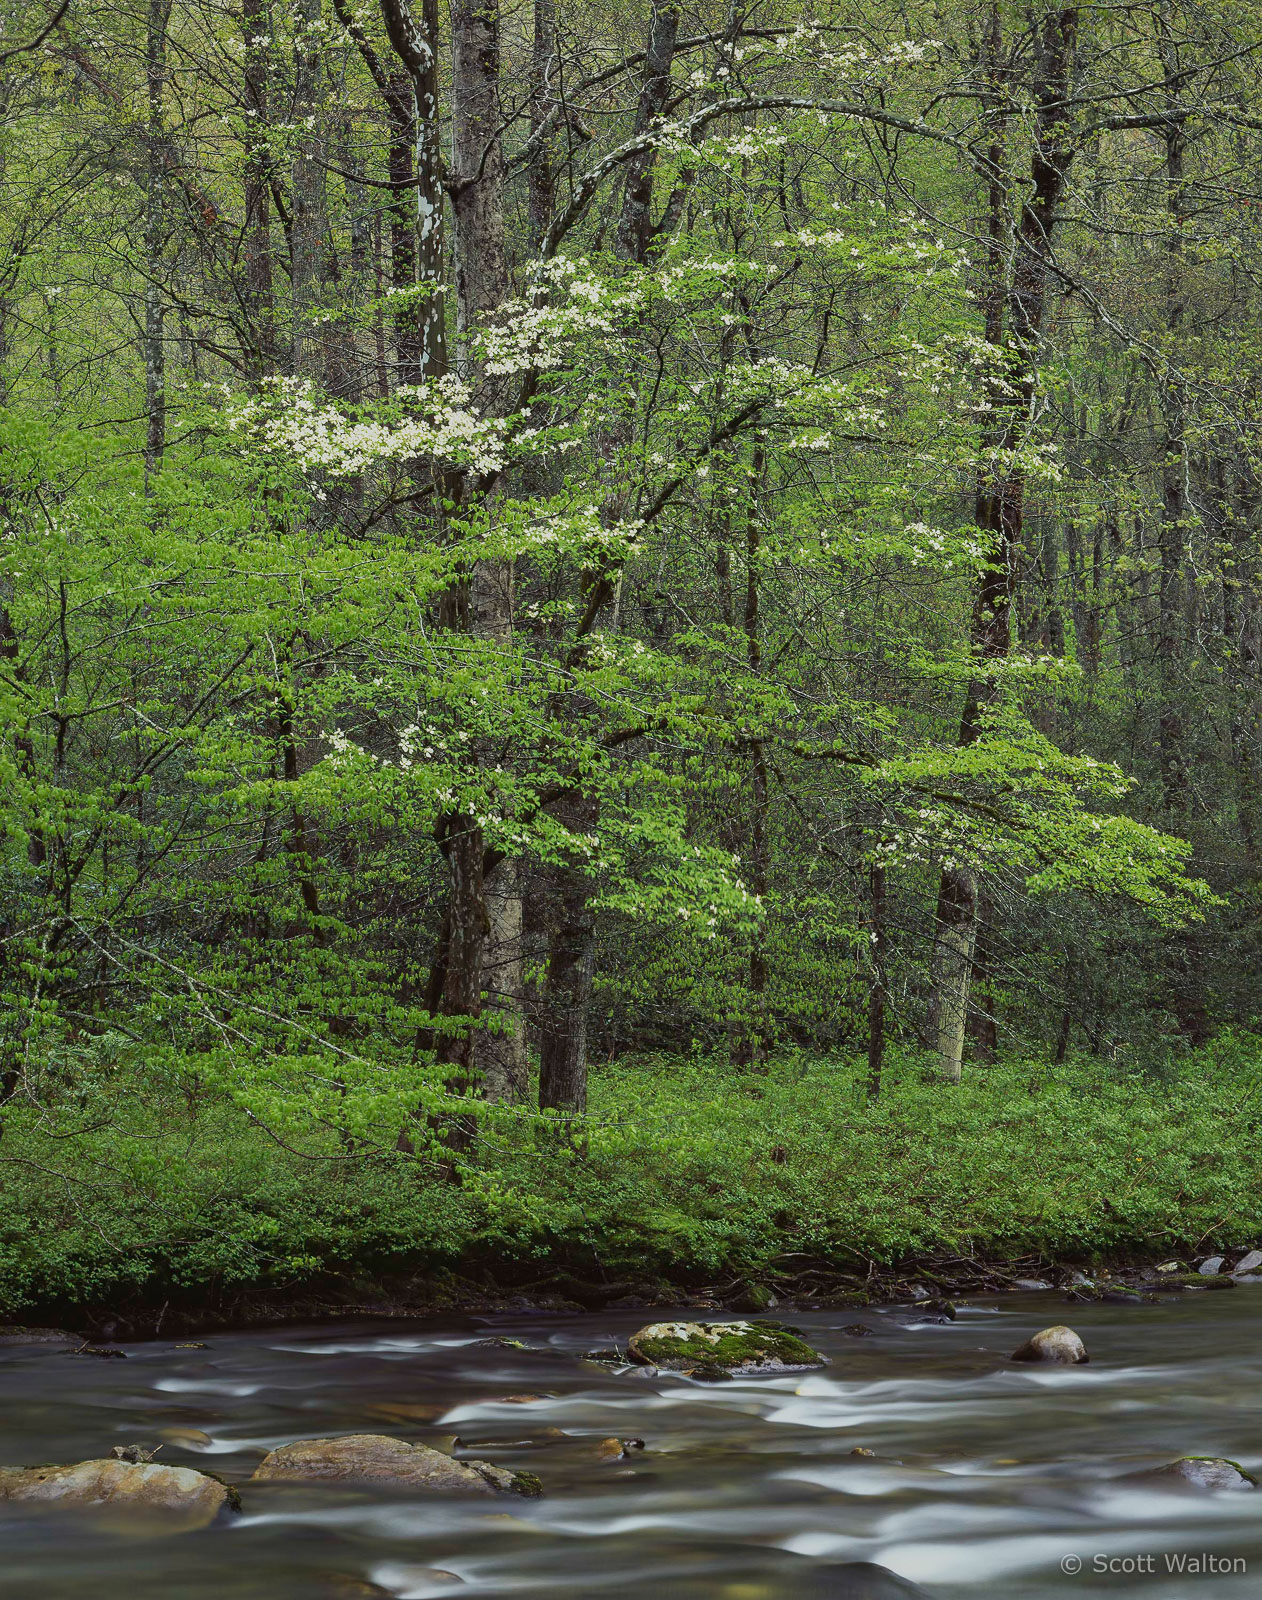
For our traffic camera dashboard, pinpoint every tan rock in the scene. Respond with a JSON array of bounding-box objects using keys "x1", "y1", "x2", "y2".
[
  {"x1": 253, "y1": 1435, "x2": 492, "y2": 1493},
  {"x1": 1010, "y1": 1325, "x2": 1089, "y2": 1365},
  {"x1": 0, "y1": 1459, "x2": 234, "y2": 1530}
]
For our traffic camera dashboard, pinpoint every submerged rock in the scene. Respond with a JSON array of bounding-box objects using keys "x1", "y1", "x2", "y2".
[
  {"x1": 251, "y1": 1435, "x2": 538, "y2": 1495},
  {"x1": 625, "y1": 1320, "x2": 826, "y2": 1373},
  {"x1": 1010, "y1": 1325, "x2": 1089, "y2": 1365},
  {"x1": 1130, "y1": 1457, "x2": 1257, "y2": 1492},
  {"x1": 0, "y1": 1459, "x2": 236, "y2": 1530},
  {"x1": 793, "y1": 1560, "x2": 931, "y2": 1597},
  {"x1": 596, "y1": 1437, "x2": 645, "y2": 1461}
]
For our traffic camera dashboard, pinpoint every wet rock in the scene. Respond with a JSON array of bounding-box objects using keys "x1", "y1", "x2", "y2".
[
  {"x1": 596, "y1": 1437, "x2": 645, "y2": 1461},
  {"x1": 477, "y1": 1337, "x2": 529, "y2": 1351},
  {"x1": 1234, "y1": 1249, "x2": 1262, "y2": 1276},
  {"x1": 500, "y1": 1393, "x2": 552, "y2": 1404},
  {"x1": 68, "y1": 1345, "x2": 127, "y2": 1359},
  {"x1": 626, "y1": 1320, "x2": 826, "y2": 1373},
  {"x1": 465, "y1": 1460, "x2": 543, "y2": 1496},
  {"x1": 317, "y1": 1578, "x2": 397, "y2": 1600},
  {"x1": 1013, "y1": 1278, "x2": 1053, "y2": 1291},
  {"x1": 793, "y1": 1560, "x2": 931, "y2": 1597},
  {"x1": 1010, "y1": 1325, "x2": 1089, "y2": 1365},
  {"x1": 1153, "y1": 1273, "x2": 1236, "y2": 1293},
  {"x1": 112, "y1": 1443, "x2": 162, "y2": 1464},
  {"x1": 581, "y1": 1348, "x2": 623, "y2": 1364},
  {"x1": 252, "y1": 1435, "x2": 513, "y2": 1494},
  {"x1": 0, "y1": 1325, "x2": 79, "y2": 1347},
  {"x1": 173, "y1": 1341, "x2": 209, "y2": 1350},
  {"x1": 1129, "y1": 1457, "x2": 1257, "y2": 1492},
  {"x1": 0, "y1": 1459, "x2": 236, "y2": 1530},
  {"x1": 1199, "y1": 1256, "x2": 1225, "y2": 1277},
  {"x1": 840, "y1": 1323, "x2": 874, "y2": 1337}
]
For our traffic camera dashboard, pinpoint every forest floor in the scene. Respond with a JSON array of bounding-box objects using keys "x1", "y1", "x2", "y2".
[{"x1": 3, "y1": 1042, "x2": 1260, "y2": 1336}]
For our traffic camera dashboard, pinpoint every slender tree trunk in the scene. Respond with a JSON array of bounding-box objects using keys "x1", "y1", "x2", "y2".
[
  {"x1": 242, "y1": 0, "x2": 275, "y2": 375},
  {"x1": 734, "y1": 440, "x2": 769, "y2": 1069},
  {"x1": 144, "y1": 0, "x2": 172, "y2": 488},
  {"x1": 536, "y1": 5, "x2": 682, "y2": 1114},
  {"x1": 526, "y1": 0, "x2": 556, "y2": 253},
  {"x1": 930, "y1": 4, "x2": 1078, "y2": 1079},
  {"x1": 290, "y1": 0, "x2": 327, "y2": 378},
  {"x1": 867, "y1": 861, "x2": 888, "y2": 1100}
]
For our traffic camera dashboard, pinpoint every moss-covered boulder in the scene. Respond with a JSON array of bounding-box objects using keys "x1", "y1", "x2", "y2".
[
  {"x1": 626, "y1": 1320, "x2": 826, "y2": 1373},
  {"x1": 0, "y1": 1459, "x2": 236, "y2": 1530},
  {"x1": 252, "y1": 1434, "x2": 539, "y2": 1495}
]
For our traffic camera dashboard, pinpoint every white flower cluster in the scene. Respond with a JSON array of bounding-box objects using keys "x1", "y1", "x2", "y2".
[{"x1": 228, "y1": 377, "x2": 509, "y2": 478}]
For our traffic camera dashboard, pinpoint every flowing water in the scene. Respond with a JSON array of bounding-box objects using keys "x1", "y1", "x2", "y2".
[{"x1": 2, "y1": 1289, "x2": 1261, "y2": 1599}]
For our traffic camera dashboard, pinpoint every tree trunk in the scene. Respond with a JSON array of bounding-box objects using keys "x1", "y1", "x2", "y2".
[
  {"x1": 144, "y1": 0, "x2": 171, "y2": 488},
  {"x1": 242, "y1": 0, "x2": 275, "y2": 375},
  {"x1": 733, "y1": 440, "x2": 769, "y2": 1070},
  {"x1": 929, "y1": 4, "x2": 1078, "y2": 1079},
  {"x1": 867, "y1": 861, "x2": 888, "y2": 1100},
  {"x1": 535, "y1": 5, "x2": 683, "y2": 1114},
  {"x1": 290, "y1": 0, "x2": 327, "y2": 378},
  {"x1": 538, "y1": 793, "x2": 596, "y2": 1118}
]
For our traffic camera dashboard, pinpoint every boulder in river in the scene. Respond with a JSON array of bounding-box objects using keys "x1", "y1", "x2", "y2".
[
  {"x1": 0, "y1": 1459, "x2": 236, "y2": 1530},
  {"x1": 791, "y1": 1561, "x2": 931, "y2": 1597},
  {"x1": 625, "y1": 1320, "x2": 826, "y2": 1373},
  {"x1": 1129, "y1": 1457, "x2": 1257, "y2": 1492},
  {"x1": 251, "y1": 1434, "x2": 539, "y2": 1496},
  {"x1": 1198, "y1": 1256, "x2": 1225, "y2": 1276},
  {"x1": 1233, "y1": 1249, "x2": 1262, "y2": 1276},
  {"x1": 1010, "y1": 1325, "x2": 1089, "y2": 1365}
]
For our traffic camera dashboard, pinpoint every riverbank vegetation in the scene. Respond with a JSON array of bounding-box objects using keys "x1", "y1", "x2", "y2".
[
  {"x1": 5, "y1": 1042, "x2": 1262, "y2": 1321},
  {"x1": 3, "y1": 0, "x2": 1262, "y2": 1322}
]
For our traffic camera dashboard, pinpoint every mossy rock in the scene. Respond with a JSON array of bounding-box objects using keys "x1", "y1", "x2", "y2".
[
  {"x1": 1155, "y1": 1274, "x2": 1236, "y2": 1292},
  {"x1": 625, "y1": 1319, "x2": 825, "y2": 1373},
  {"x1": 1128, "y1": 1456, "x2": 1257, "y2": 1492}
]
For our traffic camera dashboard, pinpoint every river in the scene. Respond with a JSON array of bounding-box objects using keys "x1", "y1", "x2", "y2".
[{"x1": 2, "y1": 1287, "x2": 1259, "y2": 1598}]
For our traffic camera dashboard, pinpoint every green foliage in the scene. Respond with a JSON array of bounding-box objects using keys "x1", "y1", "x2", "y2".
[{"x1": 4, "y1": 1041, "x2": 1262, "y2": 1316}]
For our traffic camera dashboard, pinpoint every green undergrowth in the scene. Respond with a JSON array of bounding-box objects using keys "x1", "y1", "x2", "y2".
[{"x1": 4, "y1": 1036, "x2": 1262, "y2": 1319}]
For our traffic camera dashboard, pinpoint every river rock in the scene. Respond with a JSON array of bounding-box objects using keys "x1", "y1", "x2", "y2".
[
  {"x1": 1014, "y1": 1278, "x2": 1053, "y2": 1291},
  {"x1": 793, "y1": 1561, "x2": 931, "y2": 1597},
  {"x1": 1199, "y1": 1256, "x2": 1225, "y2": 1276},
  {"x1": 251, "y1": 1435, "x2": 538, "y2": 1495},
  {"x1": 1130, "y1": 1457, "x2": 1257, "y2": 1492},
  {"x1": 1234, "y1": 1250, "x2": 1262, "y2": 1276},
  {"x1": 0, "y1": 1459, "x2": 236, "y2": 1530},
  {"x1": 1010, "y1": 1325, "x2": 1089, "y2": 1364},
  {"x1": 625, "y1": 1320, "x2": 826, "y2": 1373}
]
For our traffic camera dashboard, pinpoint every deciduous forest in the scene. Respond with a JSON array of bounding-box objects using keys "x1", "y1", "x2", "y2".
[{"x1": 3, "y1": 0, "x2": 1262, "y2": 1319}]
